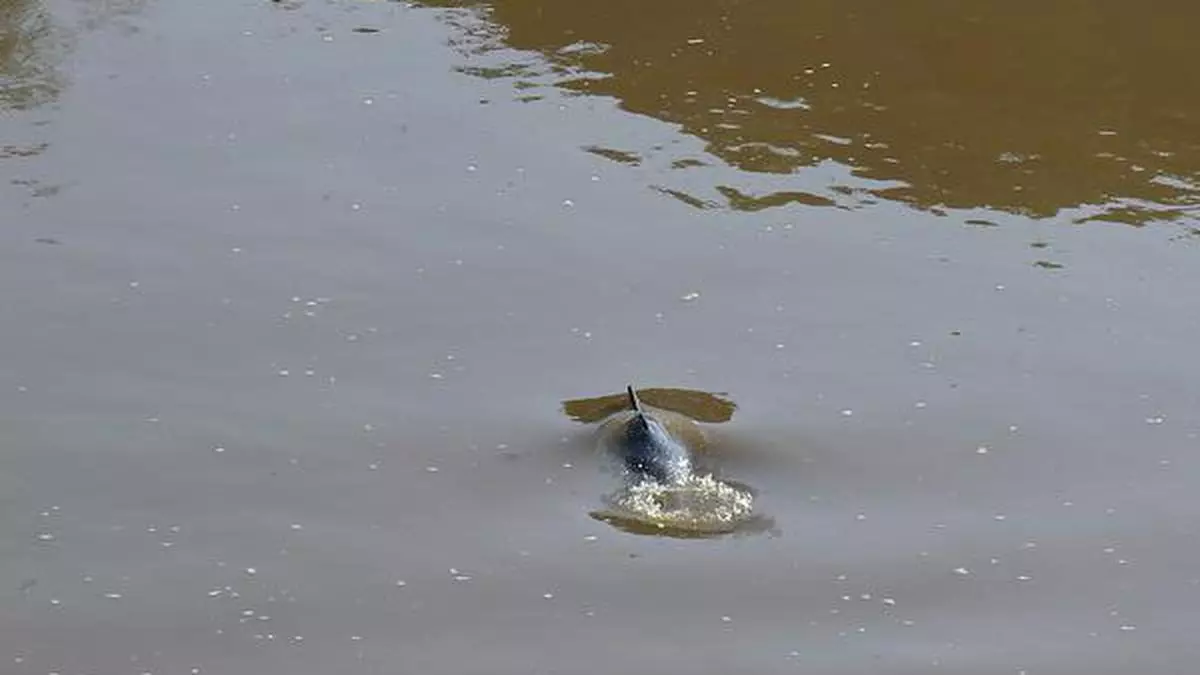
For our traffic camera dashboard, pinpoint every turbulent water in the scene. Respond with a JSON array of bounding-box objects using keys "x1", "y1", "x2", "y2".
[{"x1": 596, "y1": 473, "x2": 758, "y2": 537}]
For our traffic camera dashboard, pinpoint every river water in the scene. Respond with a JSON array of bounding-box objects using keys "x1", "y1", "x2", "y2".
[{"x1": 2, "y1": 1, "x2": 1199, "y2": 673}]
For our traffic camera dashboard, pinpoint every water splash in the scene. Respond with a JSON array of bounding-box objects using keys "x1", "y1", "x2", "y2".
[{"x1": 592, "y1": 473, "x2": 758, "y2": 537}]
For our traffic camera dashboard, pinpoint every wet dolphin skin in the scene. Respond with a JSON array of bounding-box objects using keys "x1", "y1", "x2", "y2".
[{"x1": 616, "y1": 386, "x2": 692, "y2": 484}]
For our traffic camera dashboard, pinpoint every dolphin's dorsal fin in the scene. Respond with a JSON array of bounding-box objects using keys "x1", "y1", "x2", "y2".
[
  {"x1": 625, "y1": 385, "x2": 652, "y2": 435},
  {"x1": 626, "y1": 385, "x2": 643, "y2": 412}
]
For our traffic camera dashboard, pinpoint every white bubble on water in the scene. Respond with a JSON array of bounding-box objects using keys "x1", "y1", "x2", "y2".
[{"x1": 604, "y1": 474, "x2": 754, "y2": 534}]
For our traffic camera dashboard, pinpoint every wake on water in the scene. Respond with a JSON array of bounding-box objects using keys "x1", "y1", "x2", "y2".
[{"x1": 594, "y1": 473, "x2": 756, "y2": 536}]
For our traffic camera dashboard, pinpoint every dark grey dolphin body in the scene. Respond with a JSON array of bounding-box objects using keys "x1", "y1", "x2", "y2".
[
  {"x1": 609, "y1": 386, "x2": 693, "y2": 484},
  {"x1": 564, "y1": 384, "x2": 737, "y2": 484},
  {"x1": 563, "y1": 386, "x2": 768, "y2": 537}
]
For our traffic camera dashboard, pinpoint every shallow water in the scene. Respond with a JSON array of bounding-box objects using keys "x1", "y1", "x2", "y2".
[{"x1": 2, "y1": 0, "x2": 1200, "y2": 673}]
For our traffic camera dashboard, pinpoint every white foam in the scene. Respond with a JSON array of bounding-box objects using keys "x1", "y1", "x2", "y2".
[{"x1": 608, "y1": 474, "x2": 754, "y2": 534}]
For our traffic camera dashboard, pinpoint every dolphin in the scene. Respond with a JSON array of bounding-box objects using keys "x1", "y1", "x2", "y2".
[{"x1": 596, "y1": 386, "x2": 697, "y2": 484}]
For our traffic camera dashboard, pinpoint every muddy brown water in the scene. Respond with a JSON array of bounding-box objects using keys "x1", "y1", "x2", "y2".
[{"x1": 2, "y1": 0, "x2": 1199, "y2": 673}]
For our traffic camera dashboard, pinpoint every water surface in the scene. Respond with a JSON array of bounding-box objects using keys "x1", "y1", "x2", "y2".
[{"x1": 2, "y1": 0, "x2": 1199, "y2": 673}]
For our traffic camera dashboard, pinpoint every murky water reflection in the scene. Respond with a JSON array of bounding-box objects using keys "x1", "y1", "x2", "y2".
[
  {"x1": 0, "y1": 0, "x2": 62, "y2": 110},
  {"x1": 428, "y1": 0, "x2": 1200, "y2": 225}
]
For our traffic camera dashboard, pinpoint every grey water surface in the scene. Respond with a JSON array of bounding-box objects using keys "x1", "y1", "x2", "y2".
[{"x1": 2, "y1": 0, "x2": 1199, "y2": 673}]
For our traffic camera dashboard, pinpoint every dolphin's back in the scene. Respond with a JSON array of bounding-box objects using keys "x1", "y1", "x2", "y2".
[{"x1": 618, "y1": 408, "x2": 691, "y2": 484}]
